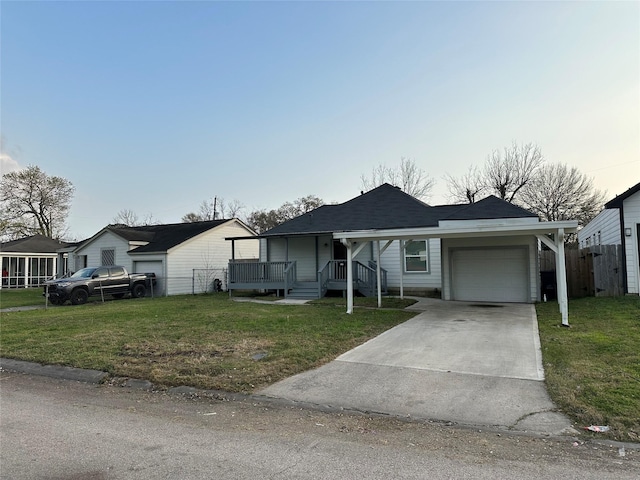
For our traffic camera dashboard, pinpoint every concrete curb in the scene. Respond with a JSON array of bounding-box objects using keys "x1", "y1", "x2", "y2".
[{"x1": 1, "y1": 358, "x2": 109, "y2": 384}]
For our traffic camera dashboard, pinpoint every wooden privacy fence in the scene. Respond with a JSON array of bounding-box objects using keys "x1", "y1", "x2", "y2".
[{"x1": 540, "y1": 245, "x2": 624, "y2": 298}]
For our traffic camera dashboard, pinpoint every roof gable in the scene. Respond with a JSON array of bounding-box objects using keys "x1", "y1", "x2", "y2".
[
  {"x1": 74, "y1": 219, "x2": 241, "y2": 255},
  {"x1": 605, "y1": 182, "x2": 640, "y2": 209},
  {"x1": 441, "y1": 195, "x2": 538, "y2": 221}
]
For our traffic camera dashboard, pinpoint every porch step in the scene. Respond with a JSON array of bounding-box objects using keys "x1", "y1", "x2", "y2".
[{"x1": 287, "y1": 282, "x2": 320, "y2": 299}]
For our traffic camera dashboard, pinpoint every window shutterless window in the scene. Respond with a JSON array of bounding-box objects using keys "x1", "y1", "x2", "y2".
[
  {"x1": 101, "y1": 249, "x2": 115, "y2": 265},
  {"x1": 404, "y1": 240, "x2": 429, "y2": 272}
]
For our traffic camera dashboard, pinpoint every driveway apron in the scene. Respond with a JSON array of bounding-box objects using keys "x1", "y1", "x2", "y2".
[{"x1": 259, "y1": 299, "x2": 574, "y2": 435}]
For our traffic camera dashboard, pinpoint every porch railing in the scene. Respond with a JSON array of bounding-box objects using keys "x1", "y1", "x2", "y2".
[
  {"x1": 283, "y1": 261, "x2": 297, "y2": 297},
  {"x1": 317, "y1": 260, "x2": 387, "y2": 297},
  {"x1": 228, "y1": 261, "x2": 292, "y2": 286}
]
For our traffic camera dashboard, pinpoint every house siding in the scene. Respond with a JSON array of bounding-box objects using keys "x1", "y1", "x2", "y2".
[
  {"x1": 166, "y1": 220, "x2": 258, "y2": 295},
  {"x1": 623, "y1": 193, "x2": 640, "y2": 294},
  {"x1": 72, "y1": 232, "x2": 133, "y2": 271},
  {"x1": 577, "y1": 209, "x2": 620, "y2": 247},
  {"x1": 264, "y1": 235, "x2": 333, "y2": 282},
  {"x1": 378, "y1": 239, "x2": 442, "y2": 295},
  {"x1": 441, "y1": 236, "x2": 538, "y2": 302}
]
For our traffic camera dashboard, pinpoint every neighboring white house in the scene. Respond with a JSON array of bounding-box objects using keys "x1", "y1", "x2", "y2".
[
  {"x1": 578, "y1": 182, "x2": 640, "y2": 295},
  {"x1": 65, "y1": 219, "x2": 258, "y2": 295},
  {"x1": 228, "y1": 184, "x2": 577, "y2": 324},
  {"x1": 0, "y1": 234, "x2": 69, "y2": 289}
]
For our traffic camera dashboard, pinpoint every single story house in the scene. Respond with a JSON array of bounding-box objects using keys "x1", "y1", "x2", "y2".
[
  {"x1": 228, "y1": 184, "x2": 577, "y2": 324},
  {"x1": 65, "y1": 219, "x2": 258, "y2": 296},
  {"x1": 578, "y1": 181, "x2": 640, "y2": 295},
  {"x1": 1, "y1": 234, "x2": 69, "y2": 289}
]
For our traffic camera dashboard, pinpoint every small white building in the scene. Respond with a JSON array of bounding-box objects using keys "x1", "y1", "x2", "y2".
[
  {"x1": 66, "y1": 219, "x2": 258, "y2": 295},
  {"x1": 578, "y1": 182, "x2": 640, "y2": 295}
]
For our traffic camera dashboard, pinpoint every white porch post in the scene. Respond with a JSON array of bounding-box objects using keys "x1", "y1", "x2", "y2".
[
  {"x1": 555, "y1": 228, "x2": 569, "y2": 326},
  {"x1": 398, "y1": 240, "x2": 404, "y2": 299},
  {"x1": 342, "y1": 239, "x2": 354, "y2": 314},
  {"x1": 376, "y1": 240, "x2": 382, "y2": 308}
]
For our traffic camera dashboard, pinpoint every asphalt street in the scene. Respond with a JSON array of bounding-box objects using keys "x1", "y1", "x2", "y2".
[{"x1": 1, "y1": 372, "x2": 637, "y2": 480}]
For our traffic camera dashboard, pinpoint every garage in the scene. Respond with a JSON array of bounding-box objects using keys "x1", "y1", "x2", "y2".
[
  {"x1": 133, "y1": 260, "x2": 164, "y2": 295},
  {"x1": 450, "y1": 247, "x2": 529, "y2": 303}
]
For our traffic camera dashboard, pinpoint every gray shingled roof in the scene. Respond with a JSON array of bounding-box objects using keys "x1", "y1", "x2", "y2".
[
  {"x1": 99, "y1": 220, "x2": 230, "y2": 254},
  {"x1": 261, "y1": 184, "x2": 537, "y2": 237},
  {"x1": 1, "y1": 234, "x2": 69, "y2": 253}
]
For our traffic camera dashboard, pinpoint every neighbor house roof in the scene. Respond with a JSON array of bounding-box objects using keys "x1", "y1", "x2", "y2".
[
  {"x1": 605, "y1": 182, "x2": 640, "y2": 209},
  {"x1": 261, "y1": 183, "x2": 538, "y2": 237},
  {"x1": 0, "y1": 234, "x2": 69, "y2": 254},
  {"x1": 77, "y1": 220, "x2": 234, "y2": 254}
]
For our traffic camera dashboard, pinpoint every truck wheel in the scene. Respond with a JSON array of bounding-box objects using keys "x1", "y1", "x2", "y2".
[
  {"x1": 132, "y1": 283, "x2": 146, "y2": 298},
  {"x1": 70, "y1": 289, "x2": 88, "y2": 305},
  {"x1": 49, "y1": 297, "x2": 61, "y2": 305}
]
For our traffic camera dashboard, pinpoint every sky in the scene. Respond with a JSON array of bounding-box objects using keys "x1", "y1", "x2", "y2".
[{"x1": 1, "y1": 0, "x2": 638, "y2": 240}]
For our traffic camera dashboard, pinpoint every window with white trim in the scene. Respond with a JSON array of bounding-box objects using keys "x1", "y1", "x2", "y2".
[{"x1": 404, "y1": 240, "x2": 429, "y2": 273}]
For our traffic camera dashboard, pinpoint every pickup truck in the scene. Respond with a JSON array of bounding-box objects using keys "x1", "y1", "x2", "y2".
[{"x1": 43, "y1": 265, "x2": 156, "y2": 305}]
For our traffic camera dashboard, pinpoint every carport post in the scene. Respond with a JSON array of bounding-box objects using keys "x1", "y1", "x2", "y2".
[
  {"x1": 376, "y1": 241, "x2": 382, "y2": 308},
  {"x1": 555, "y1": 229, "x2": 569, "y2": 326},
  {"x1": 341, "y1": 239, "x2": 354, "y2": 314}
]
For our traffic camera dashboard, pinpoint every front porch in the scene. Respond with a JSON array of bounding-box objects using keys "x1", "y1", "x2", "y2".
[{"x1": 227, "y1": 260, "x2": 388, "y2": 299}]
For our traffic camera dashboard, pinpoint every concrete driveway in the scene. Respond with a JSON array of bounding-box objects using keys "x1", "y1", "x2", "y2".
[{"x1": 259, "y1": 298, "x2": 575, "y2": 435}]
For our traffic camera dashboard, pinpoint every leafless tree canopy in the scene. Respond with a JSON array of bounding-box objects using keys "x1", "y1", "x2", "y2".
[
  {"x1": 361, "y1": 157, "x2": 435, "y2": 201},
  {"x1": 483, "y1": 142, "x2": 544, "y2": 203},
  {"x1": 444, "y1": 166, "x2": 485, "y2": 204},
  {"x1": 182, "y1": 197, "x2": 245, "y2": 223},
  {"x1": 112, "y1": 209, "x2": 160, "y2": 227},
  {"x1": 247, "y1": 195, "x2": 324, "y2": 233},
  {"x1": 518, "y1": 163, "x2": 607, "y2": 227},
  {"x1": 0, "y1": 165, "x2": 74, "y2": 240}
]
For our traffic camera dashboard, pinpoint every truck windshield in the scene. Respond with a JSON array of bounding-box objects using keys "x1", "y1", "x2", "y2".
[{"x1": 70, "y1": 268, "x2": 98, "y2": 279}]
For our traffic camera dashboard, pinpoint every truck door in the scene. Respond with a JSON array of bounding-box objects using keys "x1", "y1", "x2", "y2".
[{"x1": 107, "y1": 266, "x2": 130, "y2": 295}]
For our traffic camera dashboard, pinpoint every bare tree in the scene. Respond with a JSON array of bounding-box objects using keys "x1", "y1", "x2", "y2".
[
  {"x1": 444, "y1": 166, "x2": 485, "y2": 204},
  {"x1": 182, "y1": 197, "x2": 245, "y2": 223},
  {"x1": 112, "y1": 209, "x2": 140, "y2": 226},
  {"x1": 112, "y1": 209, "x2": 160, "y2": 227},
  {"x1": 0, "y1": 165, "x2": 74, "y2": 240},
  {"x1": 518, "y1": 163, "x2": 607, "y2": 228},
  {"x1": 361, "y1": 157, "x2": 435, "y2": 201},
  {"x1": 483, "y1": 142, "x2": 544, "y2": 203},
  {"x1": 247, "y1": 195, "x2": 324, "y2": 233}
]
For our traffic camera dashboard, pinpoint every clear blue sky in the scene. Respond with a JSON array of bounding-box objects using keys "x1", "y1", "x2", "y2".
[{"x1": 1, "y1": 1, "x2": 638, "y2": 240}]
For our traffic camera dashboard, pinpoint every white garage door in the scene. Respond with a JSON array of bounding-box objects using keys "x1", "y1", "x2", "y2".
[
  {"x1": 451, "y1": 248, "x2": 529, "y2": 303},
  {"x1": 133, "y1": 261, "x2": 163, "y2": 277}
]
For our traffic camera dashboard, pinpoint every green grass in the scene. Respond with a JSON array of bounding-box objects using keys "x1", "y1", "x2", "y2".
[
  {"x1": 3, "y1": 289, "x2": 638, "y2": 442},
  {"x1": 0, "y1": 292, "x2": 415, "y2": 393},
  {"x1": 536, "y1": 296, "x2": 640, "y2": 443},
  {"x1": 0, "y1": 288, "x2": 44, "y2": 308}
]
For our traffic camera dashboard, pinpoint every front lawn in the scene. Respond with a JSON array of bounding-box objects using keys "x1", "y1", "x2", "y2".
[
  {"x1": 0, "y1": 292, "x2": 415, "y2": 393},
  {"x1": 536, "y1": 296, "x2": 640, "y2": 443},
  {"x1": 0, "y1": 288, "x2": 44, "y2": 308}
]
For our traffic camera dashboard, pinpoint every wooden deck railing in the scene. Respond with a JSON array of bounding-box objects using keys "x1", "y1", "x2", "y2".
[
  {"x1": 228, "y1": 261, "x2": 292, "y2": 287},
  {"x1": 318, "y1": 260, "x2": 387, "y2": 297}
]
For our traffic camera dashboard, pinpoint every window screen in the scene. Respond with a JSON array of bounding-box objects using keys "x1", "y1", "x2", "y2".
[{"x1": 101, "y1": 249, "x2": 115, "y2": 265}]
